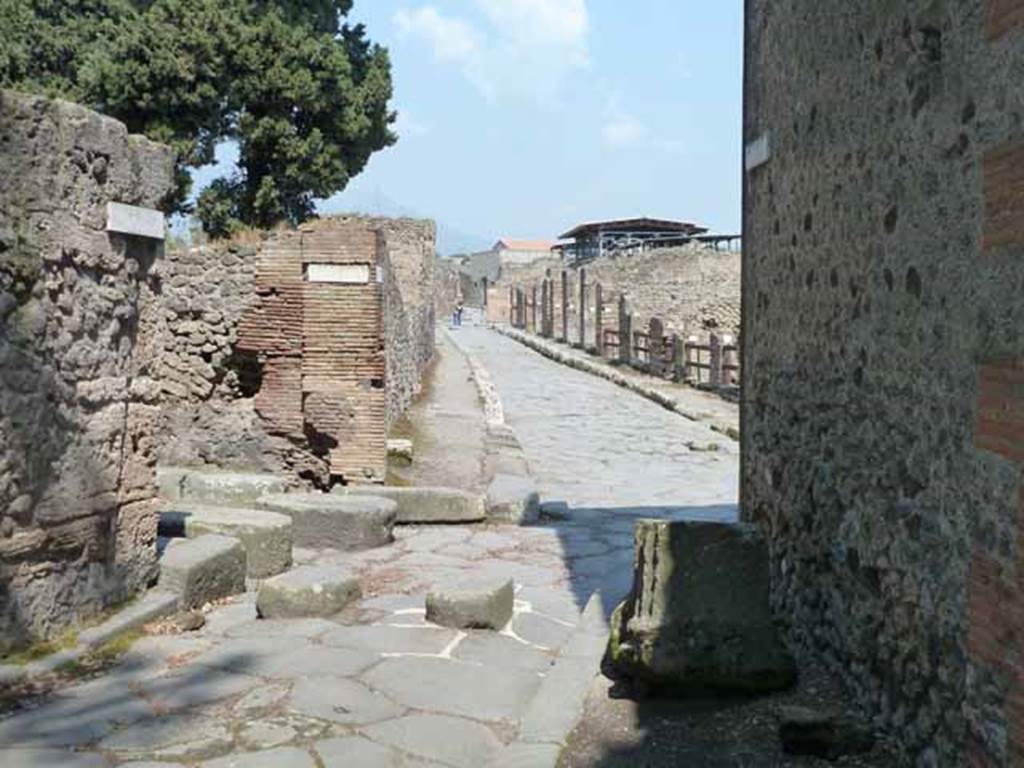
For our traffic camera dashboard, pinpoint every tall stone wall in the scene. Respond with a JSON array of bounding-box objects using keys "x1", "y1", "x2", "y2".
[
  {"x1": 0, "y1": 91, "x2": 174, "y2": 650},
  {"x1": 150, "y1": 216, "x2": 434, "y2": 486},
  {"x1": 743, "y1": 3, "x2": 1024, "y2": 764}
]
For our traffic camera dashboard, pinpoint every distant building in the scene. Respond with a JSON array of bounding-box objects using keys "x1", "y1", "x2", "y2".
[
  {"x1": 491, "y1": 238, "x2": 558, "y2": 266},
  {"x1": 555, "y1": 217, "x2": 723, "y2": 264}
]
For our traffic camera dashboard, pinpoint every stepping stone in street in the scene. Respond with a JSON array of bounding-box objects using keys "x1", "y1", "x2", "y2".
[
  {"x1": 257, "y1": 565, "x2": 361, "y2": 619},
  {"x1": 425, "y1": 577, "x2": 514, "y2": 630},
  {"x1": 335, "y1": 485, "x2": 486, "y2": 524},
  {"x1": 159, "y1": 534, "x2": 247, "y2": 609},
  {"x1": 160, "y1": 503, "x2": 293, "y2": 578},
  {"x1": 258, "y1": 493, "x2": 396, "y2": 550},
  {"x1": 486, "y1": 474, "x2": 540, "y2": 525}
]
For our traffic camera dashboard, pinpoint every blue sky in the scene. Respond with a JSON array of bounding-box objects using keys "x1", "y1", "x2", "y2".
[{"x1": 192, "y1": 1, "x2": 743, "y2": 254}]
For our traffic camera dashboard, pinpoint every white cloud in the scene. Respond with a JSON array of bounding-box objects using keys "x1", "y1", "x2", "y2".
[
  {"x1": 604, "y1": 115, "x2": 646, "y2": 148},
  {"x1": 394, "y1": 109, "x2": 431, "y2": 137},
  {"x1": 393, "y1": 1, "x2": 590, "y2": 101}
]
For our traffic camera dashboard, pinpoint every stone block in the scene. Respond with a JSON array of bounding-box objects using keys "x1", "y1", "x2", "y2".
[
  {"x1": 486, "y1": 474, "x2": 540, "y2": 525},
  {"x1": 160, "y1": 503, "x2": 293, "y2": 578},
  {"x1": 256, "y1": 565, "x2": 361, "y2": 619},
  {"x1": 779, "y1": 706, "x2": 875, "y2": 759},
  {"x1": 159, "y1": 535, "x2": 247, "y2": 609},
  {"x1": 335, "y1": 486, "x2": 485, "y2": 524},
  {"x1": 181, "y1": 470, "x2": 291, "y2": 505},
  {"x1": 257, "y1": 493, "x2": 396, "y2": 549},
  {"x1": 426, "y1": 577, "x2": 514, "y2": 630},
  {"x1": 386, "y1": 439, "x2": 414, "y2": 465},
  {"x1": 607, "y1": 520, "x2": 796, "y2": 693}
]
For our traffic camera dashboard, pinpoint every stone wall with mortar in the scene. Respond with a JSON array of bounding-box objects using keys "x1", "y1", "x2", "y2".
[
  {"x1": 149, "y1": 216, "x2": 434, "y2": 487},
  {"x1": 0, "y1": 90, "x2": 175, "y2": 651},
  {"x1": 743, "y1": 2, "x2": 1024, "y2": 764}
]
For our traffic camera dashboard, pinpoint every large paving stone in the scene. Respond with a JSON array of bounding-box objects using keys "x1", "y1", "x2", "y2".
[
  {"x1": 426, "y1": 577, "x2": 514, "y2": 630},
  {"x1": 362, "y1": 657, "x2": 540, "y2": 721},
  {"x1": 314, "y1": 736, "x2": 423, "y2": 768},
  {"x1": 452, "y1": 631, "x2": 553, "y2": 672},
  {"x1": 486, "y1": 474, "x2": 540, "y2": 525},
  {"x1": 289, "y1": 677, "x2": 405, "y2": 725},
  {"x1": 161, "y1": 503, "x2": 293, "y2": 578},
  {"x1": 201, "y1": 747, "x2": 316, "y2": 768},
  {"x1": 336, "y1": 485, "x2": 486, "y2": 523},
  {"x1": 159, "y1": 534, "x2": 246, "y2": 609},
  {"x1": 607, "y1": 520, "x2": 797, "y2": 693},
  {"x1": 321, "y1": 624, "x2": 457, "y2": 655},
  {"x1": 139, "y1": 666, "x2": 259, "y2": 712},
  {"x1": 360, "y1": 714, "x2": 502, "y2": 768},
  {"x1": 256, "y1": 565, "x2": 361, "y2": 619},
  {"x1": 101, "y1": 714, "x2": 234, "y2": 762},
  {"x1": 0, "y1": 750, "x2": 106, "y2": 768},
  {"x1": 258, "y1": 493, "x2": 396, "y2": 550}
]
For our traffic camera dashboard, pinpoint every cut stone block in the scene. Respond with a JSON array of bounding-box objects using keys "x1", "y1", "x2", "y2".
[
  {"x1": 607, "y1": 520, "x2": 796, "y2": 693},
  {"x1": 334, "y1": 486, "x2": 485, "y2": 524},
  {"x1": 256, "y1": 565, "x2": 361, "y2": 619},
  {"x1": 486, "y1": 474, "x2": 540, "y2": 525},
  {"x1": 258, "y1": 493, "x2": 396, "y2": 549},
  {"x1": 160, "y1": 503, "x2": 293, "y2": 578},
  {"x1": 180, "y1": 470, "x2": 292, "y2": 504},
  {"x1": 779, "y1": 705, "x2": 875, "y2": 759},
  {"x1": 426, "y1": 577, "x2": 514, "y2": 630},
  {"x1": 77, "y1": 590, "x2": 180, "y2": 649},
  {"x1": 159, "y1": 535, "x2": 247, "y2": 609}
]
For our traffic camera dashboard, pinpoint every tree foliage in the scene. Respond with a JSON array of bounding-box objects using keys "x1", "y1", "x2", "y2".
[{"x1": 0, "y1": 0, "x2": 396, "y2": 235}]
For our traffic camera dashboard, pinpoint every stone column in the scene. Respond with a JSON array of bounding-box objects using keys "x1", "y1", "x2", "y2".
[
  {"x1": 595, "y1": 283, "x2": 604, "y2": 356},
  {"x1": 619, "y1": 294, "x2": 632, "y2": 366}
]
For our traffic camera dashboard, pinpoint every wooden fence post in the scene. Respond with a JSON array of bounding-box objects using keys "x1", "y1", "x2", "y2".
[
  {"x1": 594, "y1": 283, "x2": 604, "y2": 355},
  {"x1": 618, "y1": 294, "x2": 632, "y2": 366},
  {"x1": 530, "y1": 286, "x2": 538, "y2": 332},
  {"x1": 547, "y1": 275, "x2": 556, "y2": 337},
  {"x1": 672, "y1": 334, "x2": 684, "y2": 382},
  {"x1": 723, "y1": 334, "x2": 739, "y2": 384},
  {"x1": 685, "y1": 336, "x2": 697, "y2": 382},
  {"x1": 578, "y1": 268, "x2": 586, "y2": 347},
  {"x1": 649, "y1": 318, "x2": 665, "y2": 377},
  {"x1": 709, "y1": 332, "x2": 723, "y2": 386}
]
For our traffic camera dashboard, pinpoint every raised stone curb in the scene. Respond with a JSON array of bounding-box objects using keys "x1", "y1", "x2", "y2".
[
  {"x1": 495, "y1": 325, "x2": 740, "y2": 441},
  {"x1": 486, "y1": 474, "x2": 540, "y2": 525},
  {"x1": 426, "y1": 578, "x2": 514, "y2": 630},
  {"x1": 157, "y1": 467, "x2": 293, "y2": 504},
  {"x1": 334, "y1": 486, "x2": 486, "y2": 524},
  {"x1": 159, "y1": 534, "x2": 247, "y2": 609},
  {"x1": 160, "y1": 503, "x2": 293, "y2": 578},
  {"x1": 257, "y1": 493, "x2": 396, "y2": 550},
  {"x1": 256, "y1": 565, "x2": 361, "y2": 619}
]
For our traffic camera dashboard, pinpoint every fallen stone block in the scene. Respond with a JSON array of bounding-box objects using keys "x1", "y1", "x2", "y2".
[
  {"x1": 159, "y1": 535, "x2": 247, "y2": 610},
  {"x1": 257, "y1": 565, "x2": 361, "y2": 619},
  {"x1": 335, "y1": 486, "x2": 485, "y2": 524},
  {"x1": 258, "y1": 493, "x2": 396, "y2": 549},
  {"x1": 160, "y1": 503, "x2": 293, "y2": 578},
  {"x1": 180, "y1": 470, "x2": 292, "y2": 504},
  {"x1": 486, "y1": 474, "x2": 540, "y2": 525},
  {"x1": 426, "y1": 578, "x2": 514, "y2": 630},
  {"x1": 607, "y1": 520, "x2": 796, "y2": 693},
  {"x1": 387, "y1": 439, "x2": 414, "y2": 466},
  {"x1": 779, "y1": 705, "x2": 875, "y2": 759}
]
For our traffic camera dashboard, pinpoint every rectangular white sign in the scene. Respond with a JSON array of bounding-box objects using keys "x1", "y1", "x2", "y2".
[
  {"x1": 306, "y1": 263, "x2": 371, "y2": 284},
  {"x1": 744, "y1": 133, "x2": 771, "y2": 172},
  {"x1": 106, "y1": 202, "x2": 165, "y2": 240}
]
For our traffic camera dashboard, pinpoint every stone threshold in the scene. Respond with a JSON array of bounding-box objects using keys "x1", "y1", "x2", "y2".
[{"x1": 495, "y1": 325, "x2": 740, "y2": 442}]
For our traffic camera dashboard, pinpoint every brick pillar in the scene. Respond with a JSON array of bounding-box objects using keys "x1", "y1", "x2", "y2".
[
  {"x1": 561, "y1": 270, "x2": 569, "y2": 342},
  {"x1": 595, "y1": 283, "x2": 604, "y2": 356},
  {"x1": 578, "y1": 268, "x2": 586, "y2": 347},
  {"x1": 709, "y1": 332, "x2": 723, "y2": 386},
  {"x1": 618, "y1": 294, "x2": 632, "y2": 366}
]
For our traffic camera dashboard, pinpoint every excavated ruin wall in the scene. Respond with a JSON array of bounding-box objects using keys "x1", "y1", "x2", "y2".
[
  {"x1": 149, "y1": 216, "x2": 435, "y2": 484},
  {"x1": 743, "y1": 3, "x2": 1024, "y2": 764},
  {"x1": 0, "y1": 90, "x2": 175, "y2": 650}
]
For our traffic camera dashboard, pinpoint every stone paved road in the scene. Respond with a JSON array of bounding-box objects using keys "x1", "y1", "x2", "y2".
[{"x1": 453, "y1": 327, "x2": 739, "y2": 513}]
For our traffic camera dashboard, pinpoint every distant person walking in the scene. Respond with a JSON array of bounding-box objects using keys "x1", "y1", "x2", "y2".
[{"x1": 453, "y1": 301, "x2": 464, "y2": 327}]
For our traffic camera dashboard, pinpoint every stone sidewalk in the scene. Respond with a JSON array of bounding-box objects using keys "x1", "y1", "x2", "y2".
[{"x1": 0, "y1": 508, "x2": 690, "y2": 768}]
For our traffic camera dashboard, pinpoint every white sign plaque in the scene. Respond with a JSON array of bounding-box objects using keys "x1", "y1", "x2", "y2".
[
  {"x1": 306, "y1": 263, "x2": 371, "y2": 284},
  {"x1": 106, "y1": 202, "x2": 165, "y2": 240}
]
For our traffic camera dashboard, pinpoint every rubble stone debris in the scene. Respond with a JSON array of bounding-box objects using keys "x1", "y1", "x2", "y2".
[
  {"x1": 256, "y1": 565, "x2": 361, "y2": 619},
  {"x1": 257, "y1": 493, "x2": 396, "y2": 549},
  {"x1": 425, "y1": 578, "x2": 515, "y2": 630},
  {"x1": 607, "y1": 520, "x2": 796, "y2": 693},
  {"x1": 158, "y1": 535, "x2": 247, "y2": 610}
]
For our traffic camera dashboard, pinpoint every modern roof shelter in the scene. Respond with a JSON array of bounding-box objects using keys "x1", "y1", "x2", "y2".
[{"x1": 554, "y1": 217, "x2": 741, "y2": 263}]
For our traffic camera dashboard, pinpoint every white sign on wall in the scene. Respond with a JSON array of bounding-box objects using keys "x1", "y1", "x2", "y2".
[
  {"x1": 305, "y1": 263, "x2": 371, "y2": 284},
  {"x1": 744, "y1": 133, "x2": 771, "y2": 172}
]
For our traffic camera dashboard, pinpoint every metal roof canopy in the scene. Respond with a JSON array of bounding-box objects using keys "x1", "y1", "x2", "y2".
[{"x1": 558, "y1": 217, "x2": 708, "y2": 241}]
